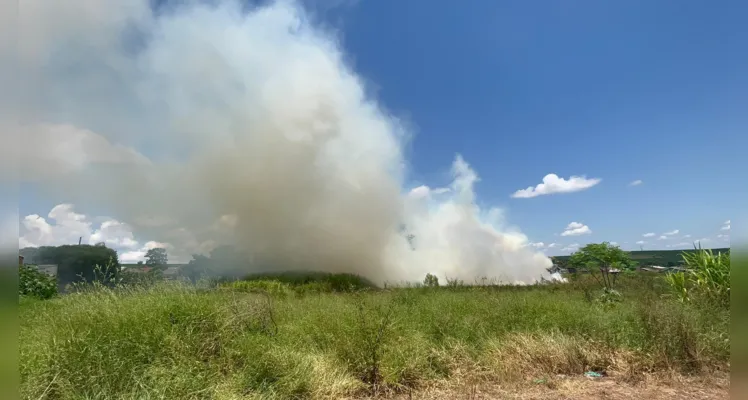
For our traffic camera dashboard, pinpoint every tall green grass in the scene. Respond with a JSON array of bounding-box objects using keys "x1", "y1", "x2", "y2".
[
  {"x1": 21, "y1": 273, "x2": 729, "y2": 399},
  {"x1": 666, "y1": 248, "x2": 730, "y2": 308}
]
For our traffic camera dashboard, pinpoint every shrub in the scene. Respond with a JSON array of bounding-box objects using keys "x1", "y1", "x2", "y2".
[
  {"x1": 423, "y1": 273, "x2": 439, "y2": 287},
  {"x1": 666, "y1": 248, "x2": 730, "y2": 308},
  {"x1": 19, "y1": 264, "x2": 57, "y2": 300}
]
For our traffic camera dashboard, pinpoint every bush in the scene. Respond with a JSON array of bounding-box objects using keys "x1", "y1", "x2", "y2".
[
  {"x1": 666, "y1": 248, "x2": 730, "y2": 308},
  {"x1": 423, "y1": 273, "x2": 439, "y2": 287},
  {"x1": 20, "y1": 273, "x2": 730, "y2": 399},
  {"x1": 28, "y1": 245, "x2": 120, "y2": 289},
  {"x1": 19, "y1": 265, "x2": 57, "y2": 300}
]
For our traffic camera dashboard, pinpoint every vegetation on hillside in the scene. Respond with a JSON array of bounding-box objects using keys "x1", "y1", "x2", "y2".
[{"x1": 554, "y1": 247, "x2": 730, "y2": 268}]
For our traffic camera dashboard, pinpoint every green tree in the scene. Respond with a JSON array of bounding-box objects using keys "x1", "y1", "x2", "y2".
[
  {"x1": 145, "y1": 248, "x2": 168, "y2": 267},
  {"x1": 34, "y1": 244, "x2": 120, "y2": 289},
  {"x1": 183, "y1": 254, "x2": 212, "y2": 283},
  {"x1": 568, "y1": 242, "x2": 635, "y2": 291},
  {"x1": 423, "y1": 273, "x2": 439, "y2": 287}
]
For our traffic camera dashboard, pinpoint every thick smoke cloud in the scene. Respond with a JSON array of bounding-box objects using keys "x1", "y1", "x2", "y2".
[{"x1": 8, "y1": 0, "x2": 554, "y2": 284}]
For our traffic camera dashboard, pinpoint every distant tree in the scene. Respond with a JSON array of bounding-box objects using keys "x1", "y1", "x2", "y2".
[
  {"x1": 183, "y1": 254, "x2": 212, "y2": 283},
  {"x1": 34, "y1": 245, "x2": 120, "y2": 289},
  {"x1": 569, "y1": 242, "x2": 635, "y2": 291},
  {"x1": 423, "y1": 273, "x2": 439, "y2": 287},
  {"x1": 137, "y1": 261, "x2": 143, "y2": 265},
  {"x1": 145, "y1": 248, "x2": 168, "y2": 267},
  {"x1": 182, "y1": 246, "x2": 252, "y2": 283}
]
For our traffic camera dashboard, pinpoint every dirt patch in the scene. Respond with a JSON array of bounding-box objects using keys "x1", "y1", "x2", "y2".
[{"x1": 358, "y1": 375, "x2": 729, "y2": 400}]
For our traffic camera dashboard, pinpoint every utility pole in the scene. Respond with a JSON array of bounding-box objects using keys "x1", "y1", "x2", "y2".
[{"x1": 78, "y1": 237, "x2": 82, "y2": 245}]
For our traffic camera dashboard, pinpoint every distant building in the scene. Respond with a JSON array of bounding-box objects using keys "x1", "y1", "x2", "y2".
[
  {"x1": 122, "y1": 266, "x2": 153, "y2": 274},
  {"x1": 163, "y1": 266, "x2": 183, "y2": 279},
  {"x1": 19, "y1": 255, "x2": 24, "y2": 265}
]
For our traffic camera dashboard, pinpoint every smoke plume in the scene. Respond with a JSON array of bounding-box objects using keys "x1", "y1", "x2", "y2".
[{"x1": 7, "y1": 0, "x2": 554, "y2": 284}]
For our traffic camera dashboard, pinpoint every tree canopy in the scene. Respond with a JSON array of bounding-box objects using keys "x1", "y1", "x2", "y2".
[
  {"x1": 25, "y1": 244, "x2": 120, "y2": 287},
  {"x1": 568, "y1": 242, "x2": 636, "y2": 271},
  {"x1": 145, "y1": 248, "x2": 168, "y2": 267}
]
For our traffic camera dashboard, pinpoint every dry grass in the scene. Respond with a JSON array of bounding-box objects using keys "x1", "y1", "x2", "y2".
[
  {"x1": 366, "y1": 374, "x2": 730, "y2": 400},
  {"x1": 20, "y1": 273, "x2": 730, "y2": 399}
]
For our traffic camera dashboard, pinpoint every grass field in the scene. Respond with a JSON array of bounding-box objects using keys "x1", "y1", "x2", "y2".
[{"x1": 20, "y1": 269, "x2": 730, "y2": 400}]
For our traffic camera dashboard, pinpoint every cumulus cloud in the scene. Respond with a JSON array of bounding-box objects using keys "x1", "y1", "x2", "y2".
[
  {"x1": 636, "y1": 240, "x2": 646, "y2": 245},
  {"x1": 628, "y1": 180, "x2": 643, "y2": 186},
  {"x1": 511, "y1": 174, "x2": 601, "y2": 198},
  {"x1": 19, "y1": 204, "x2": 92, "y2": 248},
  {"x1": 9, "y1": 0, "x2": 554, "y2": 284},
  {"x1": 642, "y1": 232, "x2": 655, "y2": 237},
  {"x1": 19, "y1": 203, "x2": 219, "y2": 263},
  {"x1": 561, "y1": 243, "x2": 579, "y2": 253},
  {"x1": 560, "y1": 222, "x2": 591, "y2": 237},
  {"x1": 120, "y1": 241, "x2": 173, "y2": 263},
  {"x1": 658, "y1": 235, "x2": 668, "y2": 240},
  {"x1": 21, "y1": 204, "x2": 139, "y2": 252},
  {"x1": 682, "y1": 234, "x2": 691, "y2": 238},
  {"x1": 663, "y1": 229, "x2": 679, "y2": 236},
  {"x1": 721, "y1": 220, "x2": 730, "y2": 231}
]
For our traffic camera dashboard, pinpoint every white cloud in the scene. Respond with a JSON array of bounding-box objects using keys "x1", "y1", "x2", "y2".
[
  {"x1": 19, "y1": 204, "x2": 93, "y2": 248},
  {"x1": 717, "y1": 234, "x2": 729, "y2": 241},
  {"x1": 529, "y1": 242, "x2": 545, "y2": 248},
  {"x1": 658, "y1": 236, "x2": 668, "y2": 240},
  {"x1": 511, "y1": 174, "x2": 601, "y2": 198},
  {"x1": 19, "y1": 203, "x2": 185, "y2": 263},
  {"x1": 610, "y1": 241, "x2": 618, "y2": 246},
  {"x1": 682, "y1": 234, "x2": 691, "y2": 238},
  {"x1": 547, "y1": 242, "x2": 558, "y2": 248},
  {"x1": 90, "y1": 220, "x2": 139, "y2": 248},
  {"x1": 628, "y1": 180, "x2": 643, "y2": 186},
  {"x1": 663, "y1": 229, "x2": 679, "y2": 236},
  {"x1": 721, "y1": 220, "x2": 730, "y2": 231},
  {"x1": 120, "y1": 241, "x2": 174, "y2": 263},
  {"x1": 560, "y1": 222, "x2": 591, "y2": 237},
  {"x1": 635, "y1": 240, "x2": 646, "y2": 245},
  {"x1": 20, "y1": 204, "x2": 141, "y2": 249},
  {"x1": 642, "y1": 232, "x2": 655, "y2": 237},
  {"x1": 666, "y1": 242, "x2": 692, "y2": 248},
  {"x1": 561, "y1": 243, "x2": 579, "y2": 253}
]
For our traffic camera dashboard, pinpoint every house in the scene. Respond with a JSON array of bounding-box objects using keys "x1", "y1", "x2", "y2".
[{"x1": 121, "y1": 266, "x2": 153, "y2": 274}]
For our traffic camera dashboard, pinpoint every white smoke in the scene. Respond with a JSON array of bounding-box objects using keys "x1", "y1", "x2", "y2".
[{"x1": 7, "y1": 0, "x2": 554, "y2": 284}]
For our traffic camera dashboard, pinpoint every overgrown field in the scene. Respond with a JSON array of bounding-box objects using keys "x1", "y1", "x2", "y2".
[{"x1": 20, "y1": 267, "x2": 730, "y2": 400}]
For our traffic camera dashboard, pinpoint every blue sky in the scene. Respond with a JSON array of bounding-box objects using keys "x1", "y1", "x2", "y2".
[
  {"x1": 16, "y1": 0, "x2": 744, "y2": 257},
  {"x1": 321, "y1": 0, "x2": 745, "y2": 251}
]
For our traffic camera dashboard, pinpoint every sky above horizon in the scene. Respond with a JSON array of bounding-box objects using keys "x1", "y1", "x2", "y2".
[{"x1": 11, "y1": 0, "x2": 743, "y2": 265}]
